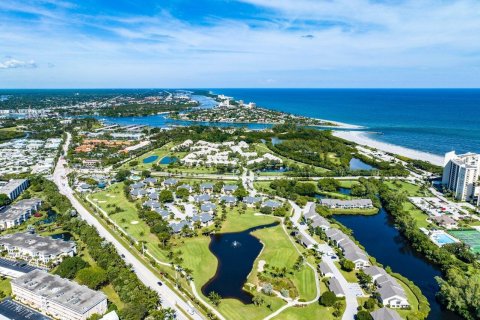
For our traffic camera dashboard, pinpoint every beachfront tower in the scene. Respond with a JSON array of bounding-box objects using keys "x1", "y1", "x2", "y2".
[{"x1": 442, "y1": 151, "x2": 480, "y2": 203}]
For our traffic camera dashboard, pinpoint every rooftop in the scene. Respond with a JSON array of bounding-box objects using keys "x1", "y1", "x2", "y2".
[
  {"x1": 12, "y1": 269, "x2": 106, "y2": 314},
  {"x1": 0, "y1": 233, "x2": 76, "y2": 256}
]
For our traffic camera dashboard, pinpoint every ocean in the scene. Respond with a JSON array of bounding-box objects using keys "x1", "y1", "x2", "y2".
[{"x1": 211, "y1": 89, "x2": 480, "y2": 156}]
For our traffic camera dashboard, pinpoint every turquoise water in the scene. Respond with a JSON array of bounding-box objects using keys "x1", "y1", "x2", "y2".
[
  {"x1": 213, "y1": 89, "x2": 480, "y2": 156},
  {"x1": 143, "y1": 155, "x2": 158, "y2": 164},
  {"x1": 432, "y1": 233, "x2": 456, "y2": 245}
]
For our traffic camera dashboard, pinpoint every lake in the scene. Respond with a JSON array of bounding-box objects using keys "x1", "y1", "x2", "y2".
[
  {"x1": 202, "y1": 222, "x2": 278, "y2": 303},
  {"x1": 50, "y1": 232, "x2": 73, "y2": 241},
  {"x1": 334, "y1": 208, "x2": 461, "y2": 320},
  {"x1": 349, "y1": 158, "x2": 375, "y2": 171}
]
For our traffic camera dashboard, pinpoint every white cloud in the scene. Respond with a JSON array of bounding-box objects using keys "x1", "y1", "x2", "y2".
[{"x1": 0, "y1": 58, "x2": 37, "y2": 69}]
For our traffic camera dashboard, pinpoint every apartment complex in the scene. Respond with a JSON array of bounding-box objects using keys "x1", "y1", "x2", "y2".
[
  {"x1": 0, "y1": 179, "x2": 29, "y2": 200},
  {"x1": 0, "y1": 233, "x2": 76, "y2": 268},
  {"x1": 0, "y1": 198, "x2": 42, "y2": 230},
  {"x1": 11, "y1": 270, "x2": 107, "y2": 320},
  {"x1": 442, "y1": 151, "x2": 480, "y2": 203}
]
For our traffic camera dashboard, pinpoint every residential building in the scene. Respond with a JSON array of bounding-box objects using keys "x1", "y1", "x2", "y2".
[
  {"x1": 0, "y1": 298, "x2": 51, "y2": 320},
  {"x1": 0, "y1": 179, "x2": 29, "y2": 200},
  {"x1": 11, "y1": 269, "x2": 107, "y2": 320},
  {"x1": 370, "y1": 307, "x2": 402, "y2": 320},
  {"x1": 318, "y1": 261, "x2": 334, "y2": 278},
  {"x1": 442, "y1": 151, "x2": 480, "y2": 202},
  {"x1": 363, "y1": 266, "x2": 410, "y2": 308},
  {"x1": 0, "y1": 233, "x2": 76, "y2": 268},
  {"x1": 327, "y1": 278, "x2": 345, "y2": 297},
  {"x1": 319, "y1": 198, "x2": 373, "y2": 210},
  {"x1": 0, "y1": 198, "x2": 42, "y2": 230}
]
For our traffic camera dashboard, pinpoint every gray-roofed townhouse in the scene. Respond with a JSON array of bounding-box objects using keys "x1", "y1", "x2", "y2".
[
  {"x1": 177, "y1": 184, "x2": 193, "y2": 193},
  {"x1": 319, "y1": 199, "x2": 373, "y2": 209},
  {"x1": 201, "y1": 203, "x2": 217, "y2": 214},
  {"x1": 243, "y1": 196, "x2": 262, "y2": 206},
  {"x1": 143, "y1": 177, "x2": 157, "y2": 186},
  {"x1": 318, "y1": 261, "x2": 334, "y2": 278},
  {"x1": 192, "y1": 213, "x2": 213, "y2": 225},
  {"x1": 154, "y1": 208, "x2": 170, "y2": 219},
  {"x1": 220, "y1": 195, "x2": 237, "y2": 205},
  {"x1": 200, "y1": 183, "x2": 214, "y2": 194},
  {"x1": 148, "y1": 192, "x2": 159, "y2": 200},
  {"x1": 170, "y1": 221, "x2": 191, "y2": 233},
  {"x1": 298, "y1": 233, "x2": 315, "y2": 249},
  {"x1": 162, "y1": 178, "x2": 178, "y2": 188},
  {"x1": 310, "y1": 215, "x2": 330, "y2": 230},
  {"x1": 130, "y1": 189, "x2": 147, "y2": 199},
  {"x1": 262, "y1": 200, "x2": 281, "y2": 209},
  {"x1": 327, "y1": 278, "x2": 345, "y2": 297},
  {"x1": 222, "y1": 184, "x2": 238, "y2": 194},
  {"x1": 195, "y1": 194, "x2": 211, "y2": 203},
  {"x1": 130, "y1": 182, "x2": 145, "y2": 189},
  {"x1": 370, "y1": 307, "x2": 402, "y2": 320},
  {"x1": 143, "y1": 200, "x2": 161, "y2": 210}
]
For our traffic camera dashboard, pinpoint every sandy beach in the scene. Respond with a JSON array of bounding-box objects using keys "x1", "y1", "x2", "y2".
[{"x1": 333, "y1": 130, "x2": 444, "y2": 166}]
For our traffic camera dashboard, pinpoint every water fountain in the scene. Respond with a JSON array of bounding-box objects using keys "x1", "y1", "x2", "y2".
[{"x1": 231, "y1": 240, "x2": 241, "y2": 248}]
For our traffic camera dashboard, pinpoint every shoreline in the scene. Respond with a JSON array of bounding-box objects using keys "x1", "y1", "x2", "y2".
[{"x1": 332, "y1": 130, "x2": 444, "y2": 166}]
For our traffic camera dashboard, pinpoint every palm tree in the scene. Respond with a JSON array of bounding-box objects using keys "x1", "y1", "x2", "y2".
[{"x1": 208, "y1": 291, "x2": 222, "y2": 306}]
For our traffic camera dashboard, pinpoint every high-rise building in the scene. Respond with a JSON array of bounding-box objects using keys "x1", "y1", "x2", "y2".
[{"x1": 442, "y1": 151, "x2": 480, "y2": 202}]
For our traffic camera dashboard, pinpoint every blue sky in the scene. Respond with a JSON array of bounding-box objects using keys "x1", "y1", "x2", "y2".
[{"x1": 0, "y1": 0, "x2": 479, "y2": 88}]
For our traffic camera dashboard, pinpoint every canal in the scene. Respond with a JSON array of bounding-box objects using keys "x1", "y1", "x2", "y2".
[
  {"x1": 334, "y1": 208, "x2": 461, "y2": 320},
  {"x1": 202, "y1": 222, "x2": 278, "y2": 303}
]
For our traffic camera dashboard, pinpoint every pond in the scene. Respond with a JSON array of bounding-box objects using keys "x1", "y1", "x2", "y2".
[
  {"x1": 334, "y1": 208, "x2": 461, "y2": 320},
  {"x1": 35, "y1": 211, "x2": 57, "y2": 225},
  {"x1": 143, "y1": 155, "x2": 159, "y2": 164},
  {"x1": 50, "y1": 232, "x2": 73, "y2": 241},
  {"x1": 349, "y1": 157, "x2": 375, "y2": 171},
  {"x1": 271, "y1": 137, "x2": 283, "y2": 146},
  {"x1": 202, "y1": 222, "x2": 279, "y2": 303},
  {"x1": 159, "y1": 156, "x2": 178, "y2": 165}
]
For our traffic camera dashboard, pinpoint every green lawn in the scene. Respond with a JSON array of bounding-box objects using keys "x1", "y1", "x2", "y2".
[
  {"x1": 292, "y1": 266, "x2": 317, "y2": 301},
  {"x1": 403, "y1": 202, "x2": 430, "y2": 228},
  {"x1": 337, "y1": 180, "x2": 360, "y2": 188},
  {"x1": 217, "y1": 297, "x2": 286, "y2": 320},
  {"x1": 90, "y1": 183, "x2": 165, "y2": 258},
  {"x1": 177, "y1": 236, "x2": 217, "y2": 289},
  {"x1": 0, "y1": 278, "x2": 11, "y2": 297},
  {"x1": 385, "y1": 181, "x2": 430, "y2": 197},
  {"x1": 334, "y1": 262, "x2": 358, "y2": 283},
  {"x1": 273, "y1": 301, "x2": 344, "y2": 319}
]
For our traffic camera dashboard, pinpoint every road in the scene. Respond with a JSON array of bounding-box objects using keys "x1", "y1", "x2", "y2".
[
  {"x1": 52, "y1": 133, "x2": 202, "y2": 320},
  {"x1": 289, "y1": 202, "x2": 359, "y2": 320}
]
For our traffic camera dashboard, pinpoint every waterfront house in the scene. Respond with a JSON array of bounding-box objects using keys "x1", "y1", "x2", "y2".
[
  {"x1": 310, "y1": 215, "x2": 331, "y2": 230},
  {"x1": 319, "y1": 199, "x2": 374, "y2": 210}
]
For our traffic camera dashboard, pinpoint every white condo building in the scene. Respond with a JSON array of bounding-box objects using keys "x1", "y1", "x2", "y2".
[
  {"x1": 12, "y1": 269, "x2": 107, "y2": 320},
  {"x1": 442, "y1": 151, "x2": 480, "y2": 203}
]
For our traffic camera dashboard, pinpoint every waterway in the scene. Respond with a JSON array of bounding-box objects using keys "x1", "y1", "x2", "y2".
[
  {"x1": 349, "y1": 158, "x2": 374, "y2": 171},
  {"x1": 202, "y1": 222, "x2": 278, "y2": 303},
  {"x1": 334, "y1": 208, "x2": 461, "y2": 320}
]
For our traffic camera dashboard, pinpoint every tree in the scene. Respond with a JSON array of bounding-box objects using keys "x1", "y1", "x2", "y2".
[
  {"x1": 141, "y1": 170, "x2": 151, "y2": 178},
  {"x1": 208, "y1": 291, "x2": 222, "y2": 306},
  {"x1": 115, "y1": 169, "x2": 130, "y2": 182},
  {"x1": 320, "y1": 291, "x2": 337, "y2": 307},
  {"x1": 120, "y1": 303, "x2": 148, "y2": 320},
  {"x1": 176, "y1": 188, "x2": 189, "y2": 200},
  {"x1": 77, "y1": 266, "x2": 108, "y2": 289},
  {"x1": 363, "y1": 298, "x2": 376, "y2": 310},
  {"x1": 0, "y1": 194, "x2": 11, "y2": 207},
  {"x1": 340, "y1": 259, "x2": 355, "y2": 272},
  {"x1": 252, "y1": 295, "x2": 265, "y2": 306},
  {"x1": 294, "y1": 182, "x2": 317, "y2": 196},
  {"x1": 317, "y1": 178, "x2": 340, "y2": 192},
  {"x1": 356, "y1": 310, "x2": 373, "y2": 320},
  {"x1": 54, "y1": 256, "x2": 89, "y2": 279},
  {"x1": 260, "y1": 206, "x2": 272, "y2": 215},
  {"x1": 233, "y1": 187, "x2": 248, "y2": 200},
  {"x1": 159, "y1": 190, "x2": 174, "y2": 203}
]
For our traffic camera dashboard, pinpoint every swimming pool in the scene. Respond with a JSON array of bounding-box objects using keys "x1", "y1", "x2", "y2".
[
  {"x1": 143, "y1": 155, "x2": 159, "y2": 164},
  {"x1": 431, "y1": 233, "x2": 457, "y2": 245}
]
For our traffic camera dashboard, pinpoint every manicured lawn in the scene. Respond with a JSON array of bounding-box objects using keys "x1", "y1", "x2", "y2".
[
  {"x1": 331, "y1": 207, "x2": 379, "y2": 215},
  {"x1": 403, "y1": 202, "x2": 430, "y2": 228},
  {"x1": 102, "y1": 284, "x2": 125, "y2": 310},
  {"x1": 337, "y1": 180, "x2": 360, "y2": 188},
  {"x1": 0, "y1": 278, "x2": 11, "y2": 297},
  {"x1": 385, "y1": 181, "x2": 430, "y2": 197},
  {"x1": 217, "y1": 297, "x2": 286, "y2": 320},
  {"x1": 334, "y1": 262, "x2": 358, "y2": 283},
  {"x1": 273, "y1": 301, "x2": 343, "y2": 319},
  {"x1": 292, "y1": 266, "x2": 317, "y2": 301}
]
